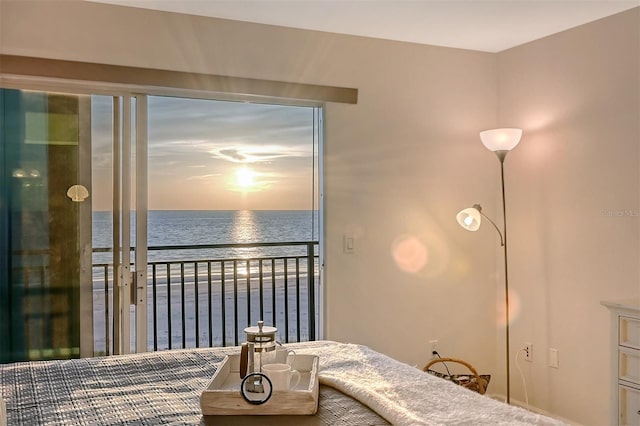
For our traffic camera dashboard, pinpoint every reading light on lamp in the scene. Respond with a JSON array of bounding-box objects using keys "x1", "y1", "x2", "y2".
[
  {"x1": 456, "y1": 206, "x2": 481, "y2": 232},
  {"x1": 456, "y1": 204, "x2": 505, "y2": 246},
  {"x1": 456, "y1": 127, "x2": 522, "y2": 405}
]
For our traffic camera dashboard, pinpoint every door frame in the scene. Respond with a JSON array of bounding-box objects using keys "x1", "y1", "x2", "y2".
[
  {"x1": 78, "y1": 95, "x2": 94, "y2": 358},
  {"x1": 134, "y1": 95, "x2": 148, "y2": 354},
  {"x1": 113, "y1": 94, "x2": 149, "y2": 355}
]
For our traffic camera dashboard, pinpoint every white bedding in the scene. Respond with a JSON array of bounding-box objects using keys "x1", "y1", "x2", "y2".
[{"x1": 301, "y1": 342, "x2": 567, "y2": 426}]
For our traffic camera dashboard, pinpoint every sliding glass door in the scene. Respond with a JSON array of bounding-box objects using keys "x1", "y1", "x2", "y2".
[{"x1": 0, "y1": 85, "x2": 323, "y2": 362}]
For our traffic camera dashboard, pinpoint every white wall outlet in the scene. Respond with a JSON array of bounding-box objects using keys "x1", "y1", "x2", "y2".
[{"x1": 524, "y1": 342, "x2": 533, "y2": 362}]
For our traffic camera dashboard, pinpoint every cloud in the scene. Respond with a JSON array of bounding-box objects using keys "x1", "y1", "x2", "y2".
[
  {"x1": 218, "y1": 148, "x2": 248, "y2": 162},
  {"x1": 187, "y1": 173, "x2": 221, "y2": 181},
  {"x1": 146, "y1": 96, "x2": 315, "y2": 148},
  {"x1": 212, "y1": 144, "x2": 308, "y2": 163}
]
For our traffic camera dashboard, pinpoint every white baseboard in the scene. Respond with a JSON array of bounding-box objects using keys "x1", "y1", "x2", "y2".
[{"x1": 487, "y1": 393, "x2": 581, "y2": 425}]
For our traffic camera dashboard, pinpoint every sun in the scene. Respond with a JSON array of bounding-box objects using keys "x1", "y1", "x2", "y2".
[{"x1": 235, "y1": 167, "x2": 256, "y2": 188}]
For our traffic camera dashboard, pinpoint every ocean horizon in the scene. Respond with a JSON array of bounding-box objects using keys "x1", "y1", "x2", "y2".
[{"x1": 92, "y1": 209, "x2": 319, "y2": 262}]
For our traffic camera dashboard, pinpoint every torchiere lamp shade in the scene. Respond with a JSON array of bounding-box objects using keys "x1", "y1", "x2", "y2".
[{"x1": 479, "y1": 128, "x2": 522, "y2": 152}]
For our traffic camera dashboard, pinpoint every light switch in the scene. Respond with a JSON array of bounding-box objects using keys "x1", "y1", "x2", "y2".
[
  {"x1": 343, "y1": 235, "x2": 355, "y2": 253},
  {"x1": 548, "y1": 348, "x2": 559, "y2": 368}
]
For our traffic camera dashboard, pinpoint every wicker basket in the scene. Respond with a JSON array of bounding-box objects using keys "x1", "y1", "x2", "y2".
[{"x1": 423, "y1": 357, "x2": 490, "y2": 395}]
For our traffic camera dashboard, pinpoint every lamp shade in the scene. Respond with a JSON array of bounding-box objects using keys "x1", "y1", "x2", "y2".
[
  {"x1": 456, "y1": 207, "x2": 481, "y2": 231},
  {"x1": 479, "y1": 128, "x2": 522, "y2": 152}
]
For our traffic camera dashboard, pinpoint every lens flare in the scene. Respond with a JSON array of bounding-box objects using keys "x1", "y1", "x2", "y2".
[
  {"x1": 392, "y1": 235, "x2": 428, "y2": 274},
  {"x1": 496, "y1": 289, "x2": 521, "y2": 327}
]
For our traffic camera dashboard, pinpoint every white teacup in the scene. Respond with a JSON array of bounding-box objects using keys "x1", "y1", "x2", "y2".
[
  {"x1": 262, "y1": 363, "x2": 301, "y2": 391},
  {"x1": 262, "y1": 347, "x2": 296, "y2": 366}
]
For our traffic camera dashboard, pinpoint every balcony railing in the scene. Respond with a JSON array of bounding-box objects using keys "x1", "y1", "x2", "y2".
[{"x1": 93, "y1": 241, "x2": 319, "y2": 356}]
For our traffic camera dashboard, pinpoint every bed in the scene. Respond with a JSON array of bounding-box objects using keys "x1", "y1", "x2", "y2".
[{"x1": 0, "y1": 340, "x2": 564, "y2": 425}]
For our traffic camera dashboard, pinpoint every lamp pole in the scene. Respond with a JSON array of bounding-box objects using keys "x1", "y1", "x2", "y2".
[{"x1": 496, "y1": 150, "x2": 510, "y2": 404}]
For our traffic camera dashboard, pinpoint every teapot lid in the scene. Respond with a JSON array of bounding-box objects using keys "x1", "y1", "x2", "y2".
[{"x1": 244, "y1": 320, "x2": 277, "y2": 337}]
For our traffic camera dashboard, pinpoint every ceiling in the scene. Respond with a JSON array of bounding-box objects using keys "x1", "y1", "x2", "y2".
[{"x1": 87, "y1": 1, "x2": 639, "y2": 52}]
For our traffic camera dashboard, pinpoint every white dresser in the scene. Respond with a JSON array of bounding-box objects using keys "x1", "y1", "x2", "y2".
[{"x1": 603, "y1": 299, "x2": 640, "y2": 426}]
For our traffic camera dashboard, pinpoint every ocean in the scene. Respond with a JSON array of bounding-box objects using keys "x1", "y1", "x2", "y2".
[{"x1": 92, "y1": 210, "x2": 319, "y2": 262}]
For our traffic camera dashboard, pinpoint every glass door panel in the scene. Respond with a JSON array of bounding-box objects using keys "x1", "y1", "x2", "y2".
[
  {"x1": 0, "y1": 89, "x2": 92, "y2": 362},
  {"x1": 145, "y1": 96, "x2": 321, "y2": 348}
]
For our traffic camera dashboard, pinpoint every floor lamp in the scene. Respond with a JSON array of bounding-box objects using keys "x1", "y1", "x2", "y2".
[{"x1": 456, "y1": 128, "x2": 522, "y2": 404}]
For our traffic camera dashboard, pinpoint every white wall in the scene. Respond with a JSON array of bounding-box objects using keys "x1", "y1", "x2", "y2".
[
  {"x1": 0, "y1": 0, "x2": 500, "y2": 389},
  {"x1": 498, "y1": 8, "x2": 640, "y2": 425}
]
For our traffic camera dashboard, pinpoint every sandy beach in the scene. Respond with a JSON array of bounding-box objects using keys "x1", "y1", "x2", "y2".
[{"x1": 92, "y1": 268, "x2": 317, "y2": 354}]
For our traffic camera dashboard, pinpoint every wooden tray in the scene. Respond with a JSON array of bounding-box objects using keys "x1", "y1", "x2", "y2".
[{"x1": 200, "y1": 353, "x2": 319, "y2": 415}]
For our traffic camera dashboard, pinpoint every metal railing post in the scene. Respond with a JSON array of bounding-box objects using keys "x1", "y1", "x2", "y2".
[{"x1": 307, "y1": 242, "x2": 315, "y2": 341}]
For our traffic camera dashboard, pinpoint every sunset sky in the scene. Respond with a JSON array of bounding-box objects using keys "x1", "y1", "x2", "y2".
[{"x1": 91, "y1": 95, "x2": 319, "y2": 211}]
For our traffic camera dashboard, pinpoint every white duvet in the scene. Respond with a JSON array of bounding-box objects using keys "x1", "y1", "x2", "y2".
[{"x1": 300, "y1": 342, "x2": 567, "y2": 426}]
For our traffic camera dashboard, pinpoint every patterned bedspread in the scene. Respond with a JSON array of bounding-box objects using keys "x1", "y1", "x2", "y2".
[
  {"x1": 0, "y1": 341, "x2": 387, "y2": 425},
  {"x1": 0, "y1": 341, "x2": 564, "y2": 425}
]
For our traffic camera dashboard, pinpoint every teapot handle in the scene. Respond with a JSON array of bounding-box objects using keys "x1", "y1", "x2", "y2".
[{"x1": 240, "y1": 343, "x2": 249, "y2": 378}]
